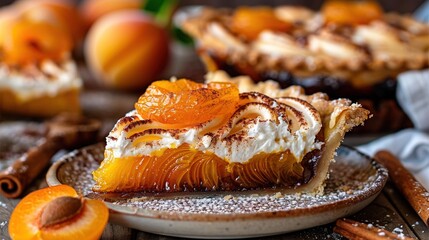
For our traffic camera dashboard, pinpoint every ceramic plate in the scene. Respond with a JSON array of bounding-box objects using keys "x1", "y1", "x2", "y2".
[{"x1": 46, "y1": 143, "x2": 388, "y2": 239}]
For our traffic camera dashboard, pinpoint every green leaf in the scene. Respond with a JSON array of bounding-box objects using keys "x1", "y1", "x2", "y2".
[{"x1": 142, "y1": 0, "x2": 178, "y2": 27}]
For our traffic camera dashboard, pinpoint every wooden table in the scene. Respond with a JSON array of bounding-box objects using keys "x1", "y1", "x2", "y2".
[{"x1": 1, "y1": 44, "x2": 428, "y2": 240}]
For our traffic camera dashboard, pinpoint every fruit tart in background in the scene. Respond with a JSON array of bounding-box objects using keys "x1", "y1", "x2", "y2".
[
  {"x1": 182, "y1": 0, "x2": 429, "y2": 133},
  {"x1": 92, "y1": 76, "x2": 369, "y2": 194},
  {"x1": 0, "y1": 1, "x2": 83, "y2": 118}
]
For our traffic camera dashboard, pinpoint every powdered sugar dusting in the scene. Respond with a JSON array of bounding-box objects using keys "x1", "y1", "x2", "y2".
[
  {"x1": 0, "y1": 122, "x2": 46, "y2": 170},
  {"x1": 54, "y1": 144, "x2": 388, "y2": 216}
]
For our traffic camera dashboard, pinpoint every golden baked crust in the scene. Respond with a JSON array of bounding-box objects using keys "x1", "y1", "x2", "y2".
[
  {"x1": 206, "y1": 71, "x2": 371, "y2": 193},
  {"x1": 183, "y1": 7, "x2": 429, "y2": 88}
]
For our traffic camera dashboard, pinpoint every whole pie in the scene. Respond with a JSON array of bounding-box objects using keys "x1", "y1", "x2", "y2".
[
  {"x1": 92, "y1": 76, "x2": 369, "y2": 194},
  {"x1": 182, "y1": 1, "x2": 428, "y2": 132}
]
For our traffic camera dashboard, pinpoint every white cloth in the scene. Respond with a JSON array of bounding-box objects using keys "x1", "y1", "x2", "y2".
[
  {"x1": 397, "y1": 69, "x2": 429, "y2": 131},
  {"x1": 358, "y1": 129, "x2": 429, "y2": 191}
]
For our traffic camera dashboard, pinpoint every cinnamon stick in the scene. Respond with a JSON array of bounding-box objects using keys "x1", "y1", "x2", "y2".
[
  {"x1": 0, "y1": 114, "x2": 101, "y2": 198},
  {"x1": 375, "y1": 150, "x2": 429, "y2": 227},
  {"x1": 0, "y1": 138, "x2": 61, "y2": 198},
  {"x1": 334, "y1": 218, "x2": 414, "y2": 240}
]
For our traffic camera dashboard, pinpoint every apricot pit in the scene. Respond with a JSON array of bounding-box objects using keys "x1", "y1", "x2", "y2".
[{"x1": 40, "y1": 196, "x2": 83, "y2": 228}]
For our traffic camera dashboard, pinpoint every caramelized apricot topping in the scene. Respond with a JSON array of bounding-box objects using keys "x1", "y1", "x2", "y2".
[
  {"x1": 322, "y1": 0, "x2": 383, "y2": 25},
  {"x1": 0, "y1": 1, "x2": 77, "y2": 65},
  {"x1": 3, "y1": 19, "x2": 72, "y2": 65},
  {"x1": 135, "y1": 79, "x2": 239, "y2": 127},
  {"x1": 18, "y1": 0, "x2": 84, "y2": 45},
  {"x1": 9, "y1": 185, "x2": 108, "y2": 240},
  {"x1": 231, "y1": 7, "x2": 291, "y2": 40}
]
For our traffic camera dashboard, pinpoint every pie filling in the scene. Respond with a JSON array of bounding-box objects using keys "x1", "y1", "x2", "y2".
[{"x1": 93, "y1": 141, "x2": 323, "y2": 193}]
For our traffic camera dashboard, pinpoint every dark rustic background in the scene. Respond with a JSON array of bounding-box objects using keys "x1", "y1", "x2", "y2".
[
  {"x1": 180, "y1": 0, "x2": 426, "y2": 13},
  {"x1": 0, "y1": 0, "x2": 426, "y2": 13}
]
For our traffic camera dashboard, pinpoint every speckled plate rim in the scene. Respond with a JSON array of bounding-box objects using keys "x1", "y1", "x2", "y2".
[{"x1": 46, "y1": 144, "x2": 388, "y2": 222}]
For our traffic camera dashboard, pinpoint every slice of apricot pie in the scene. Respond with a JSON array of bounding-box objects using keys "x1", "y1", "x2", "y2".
[
  {"x1": 0, "y1": 7, "x2": 81, "y2": 118},
  {"x1": 93, "y1": 76, "x2": 370, "y2": 194}
]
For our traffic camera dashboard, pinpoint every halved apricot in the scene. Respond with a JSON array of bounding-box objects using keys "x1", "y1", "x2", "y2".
[
  {"x1": 231, "y1": 7, "x2": 291, "y2": 40},
  {"x1": 9, "y1": 185, "x2": 108, "y2": 240},
  {"x1": 322, "y1": 0, "x2": 383, "y2": 25},
  {"x1": 135, "y1": 79, "x2": 239, "y2": 127}
]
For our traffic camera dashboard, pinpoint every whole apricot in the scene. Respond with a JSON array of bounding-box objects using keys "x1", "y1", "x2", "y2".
[
  {"x1": 80, "y1": 0, "x2": 143, "y2": 29},
  {"x1": 85, "y1": 10, "x2": 170, "y2": 91}
]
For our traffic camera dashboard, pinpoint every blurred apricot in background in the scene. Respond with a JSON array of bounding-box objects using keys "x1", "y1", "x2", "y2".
[
  {"x1": 17, "y1": 0, "x2": 84, "y2": 44},
  {"x1": 322, "y1": 0, "x2": 383, "y2": 25},
  {"x1": 0, "y1": 0, "x2": 82, "y2": 65},
  {"x1": 85, "y1": 10, "x2": 170, "y2": 91},
  {"x1": 80, "y1": 0, "x2": 144, "y2": 30}
]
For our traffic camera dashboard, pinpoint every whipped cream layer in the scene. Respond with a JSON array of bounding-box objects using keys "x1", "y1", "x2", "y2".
[
  {"x1": 106, "y1": 92, "x2": 323, "y2": 163},
  {"x1": 0, "y1": 59, "x2": 82, "y2": 101}
]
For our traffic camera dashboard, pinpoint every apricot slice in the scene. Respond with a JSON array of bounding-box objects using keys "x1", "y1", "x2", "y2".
[
  {"x1": 135, "y1": 79, "x2": 239, "y2": 127},
  {"x1": 322, "y1": 0, "x2": 383, "y2": 25},
  {"x1": 9, "y1": 185, "x2": 108, "y2": 240},
  {"x1": 231, "y1": 7, "x2": 291, "y2": 40}
]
